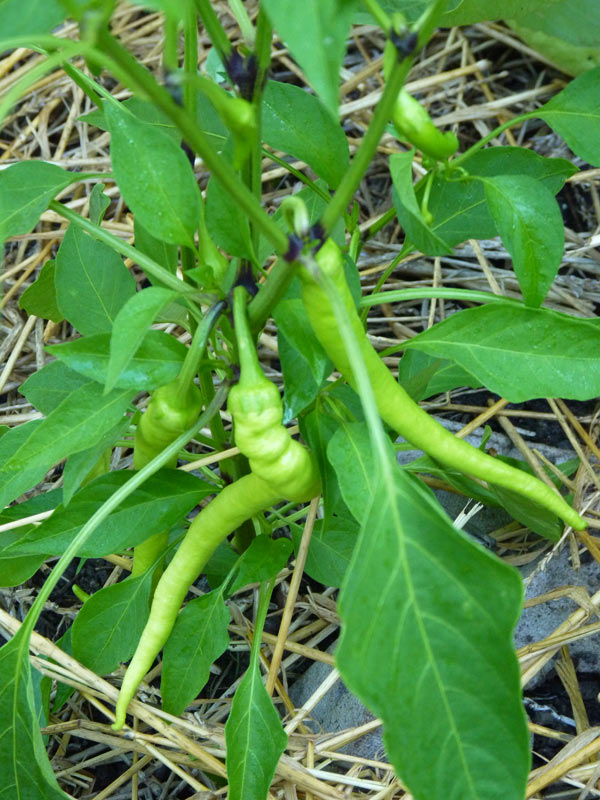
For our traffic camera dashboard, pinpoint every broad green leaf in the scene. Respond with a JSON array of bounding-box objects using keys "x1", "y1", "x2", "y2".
[
  {"x1": 8, "y1": 469, "x2": 210, "y2": 557},
  {"x1": 482, "y1": 174, "x2": 564, "y2": 307},
  {"x1": 89, "y1": 183, "x2": 110, "y2": 225},
  {"x1": 507, "y1": 0, "x2": 600, "y2": 76},
  {"x1": 81, "y1": 97, "x2": 180, "y2": 140},
  {"x1": 404, "y1": 304, "x2": 600, "y2": 402},
  {"x1": 61, "y1": 416, "x2": 129, "y2": 505},
  {"x1": 355, "y1": 0, "x2": 556, "y2": 26},
  {"x1": 274, "y1": 276, "x2": 331, "y2": 421},
  {"x1": 336, "y1": 455, "x2": 528, "y2": 800},
  {"x1": 46, "y1": 330, "x2": 186, "y2": 391},
  {"x1": 397, "y1": 350, "x2": 481, "y2": 401},
  {"x1": 327, "y1": 421, "x2": 377, "y2": 524},
  {"x1": 537, "y1": 66, "x2": 600, "y2": 166},
  {"x1": 262, "y1": 80, "x2": 350, "y2": 187},
  {"x1": 205, "y1": 541, "x2": 240, "y2": 590},
  {"x1": 161, "y1": 590, "x2": 230, "y2": 716},
  {"x1": 260, "y1": 0, "x2": 357, "y2": 117},
  {"x1": 0, "y1": 488, "x2": 62, "y2": 587},
  {"x1": 441, "y1": 0, "x2": 557, "y2": 25},
  {"x1": 19, "y1": 260, "x2": 63, "y2": 323},
  {"x1": 423, "y1": 147, "x2": 576, "y2": 247},
  {"x1": 293, "y1": 516, "x2": 359, "y2": 587},
  {"x1": 0, "y1": 0, "x2": 65, "y2": 35},
  {"x1": 225, "y1": 584, "x2": 287, "y2": 800},
  {"x1": 20, "y1": 360, "x2": 89, "y2": 414},
  {"x1": 105, "y1": 100, "x2": 201, "y2": 246},
  {"x1": 226, "y1": 536, "x2": 292, "y2": 597},
  {"x1": 71, "y1": 572, "x2": 153, "y2": 674},
  {"x1": 55, "y1": 224, "x2": 136, "y2": 335},
  {"x1": 105, "y1": 290, "x2": 179, "y2": 392},
  {"x1": 0, "y1": 161, "x2": 75, "y2": 241},
  {"x1": 391, "y1": 151, "x2": 453, "y2": 256},
  {"x1": 133, "y1": 218, "x2": 178, "y2": 283},
  {"x1": 0, "y1": 628, "x2": 69, "y2": 799},
  {"x1": 225, "y1": 657, "x2": 287, "y2": 800},
  {"x1": 205, "y1": 173, "x2": 255, "y2": 259},
  {"x1": 0, "y1": 382, "x2": 134, "y2": 509}
]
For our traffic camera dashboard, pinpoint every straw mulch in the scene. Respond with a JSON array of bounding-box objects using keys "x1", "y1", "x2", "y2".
[{"x1": 1, "y1": 3, "x2": 600, "y2": 797}]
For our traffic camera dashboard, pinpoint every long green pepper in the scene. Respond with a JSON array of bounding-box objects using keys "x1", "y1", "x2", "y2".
[
  {"x1": 113, "y1": 289, "x2": 321, "y2": 729},
  {"x1": 298, "y1": 239, "x2": 586, "y2": 531}
]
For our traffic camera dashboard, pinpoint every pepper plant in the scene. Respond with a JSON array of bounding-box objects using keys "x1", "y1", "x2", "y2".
[{"x1": 1, "y1": 0, "x2": 599, "y2": 798}]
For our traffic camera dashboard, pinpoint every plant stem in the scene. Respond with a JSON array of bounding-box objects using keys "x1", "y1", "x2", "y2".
[
  {"x1": 183, "y1": 7, "x2": 199, "y2": 120},
  {"x1": 321, "y1": 0, "x2": 448, "y2": 234},
  {"x1": 360, "y1": 287, "x2": 519, "y2": 307},
  {"x1": 359, "y1": 0, "x2": 391, "y2": 31},
  {"x1": 263, "y1": 149, "x2": 331, "y2": 201},
  {"x1": 96, "y1": 30, "x2": 288, "y2": 254},
  {"x1": 194, "y1": 0, "x2": 232, "y2": 61},
  {"x1": 233, "y1": 286, "x2": 263, "y2": 386},
  {"x1": 228, "y1": 0, "x2": 255, "y2": 45},
  {"x1": 49, "y1": 200, "x2": 195, "y2": 294},
  {"x1": 176, "y1": 301, "x2": 226, "y2": 393},
  {"x1": 247, "y1": 258, "x2": 295, "y2": 332},
  {"x1": 320, "y1": 56, "x2": 412, "y2": 234},
  {"x1": 451, "y1": 112, "x2": 535, "y2": 168}
]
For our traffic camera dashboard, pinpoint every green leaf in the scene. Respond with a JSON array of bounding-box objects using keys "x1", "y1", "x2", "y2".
[
  {"x1": 19, "y1": 260, "x2": 63, "y2": 323},
  {"x1": 225, "y1": 584, "x2": 287, "y2": 800},
  {"x1": 274, "y1": 277, "x2": 331, "y2": 421},
  {"x1": 441, "y1": 0, "x2": 557, "y2": 25},
  {"x1": 0, "y1": 0, "x2": 65, "y2": 36},
  {"x1": 327, "y1": 421, "x2": 377, "y2": 524},
  {"x1": 262, "y1": 80, "x2": 350, "y2": 187},
  {"x1": 161, "y1": 590, "x2": 230, "y2": 716},
  {"x1": 482, "y1": 174, "x2": 564, "y2": 307},
  {"x1": 71, "y1": 572, "x2": 153, "y2": 674},
  {"x1": 81, "y1": 96, "x2": 180, "y2": 140},
  {"x1": 507, "y1": 0, "x2": 600, "y2": 76},
  {"x1": 0, "y1": 628, "x2": 69, "y2": 799},
  {"x1": 0, "y1": 489, "x2": 62, "y2": 588},
  {"x1": 205, "y1": 541, "x2": 240, "y2": 590},
  {"x1": 336, "y1": 454, "x2": 529, "y2": 800},
  {"x1": 0, "y1": 161, "x2": 74, "y2": 241},
  {"x1": 55, "y1": 224, "x2": 136, "y2": 335},
  {"x1": 8, "y1": 469, "x2": 210, "y2": 557},
  {"x1": 105, "y1": 289, "x2": 179, "y2": 392},
  {"x1": 391, "y1": 151, "x2": 453, "y2": 256},
  {"x1": 46, "y1": 330, "x2": 187, "y2": 391},
  {"x1": 404, "y1": 303, "x2": 600, "y2": 402},
  {"x1": 397, "y1": 350, "x2": 481, "y2": 401},
  {"x1": 20, "y1": 360, "x2": 89, "y2": 415},
  {"x1": 133, "y1": 218, "x2": 178, "y2": 283},
  {"x1": 61, "y1": 416, "x2": 129, "y2": 505},
  {"x1": 424, "y1": 146, "x2": 576, "y2": 247},
  {"x1": 260, "y1": 0, "x2": 357, "y2": 117},
  {"x1": 205, "y1": 173, "x2": 255, "y2": 259},
  {"x1": 226, "y1": 536, "x2": 293, "y2": 597},
  {"x1": 0, "y1": 382, "x2": 134, "y2": 509},
  {"x1": 293, "y1": 516, "x2": 359, "y2": 587},
  {"x1": 105, "y1": 100, "x2": 201, "y2": 246},
  {"x1": 537, "y1": 66, "x2": 600, "y2": 166},
  {"x1": 89, "y1": 182, "x2": 110, "y2": 225}
]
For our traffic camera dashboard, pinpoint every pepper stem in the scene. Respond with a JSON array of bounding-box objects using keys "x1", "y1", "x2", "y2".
[{"x1": 233, "y1": 285, "x2": 265, "y2": 386}]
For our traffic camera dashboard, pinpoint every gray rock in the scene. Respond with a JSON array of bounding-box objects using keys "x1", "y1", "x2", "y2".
[
  {"x1": 288, "y1": 644, "x2": 386, "y2": 761},
  {"x1": 516, "y1": 545, "x2": 600, "y2": 688}
]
